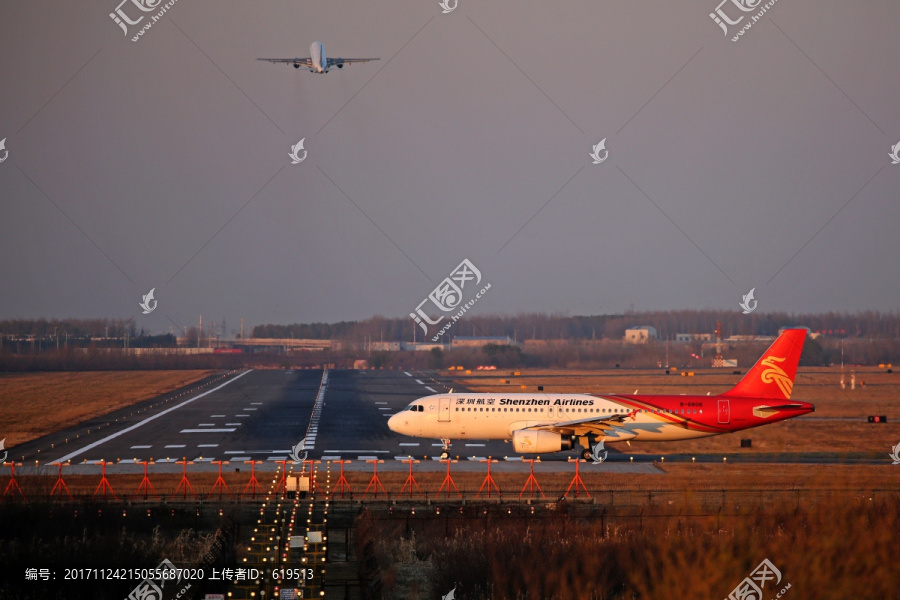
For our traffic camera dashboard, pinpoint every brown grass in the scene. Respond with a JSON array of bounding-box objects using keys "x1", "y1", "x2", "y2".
[
  {"x1": 0, "y1": 370, "x2": 216, "y2": 446},
  {"x1": 452, "y1": 366, "x2": 900, "y2": 454}
]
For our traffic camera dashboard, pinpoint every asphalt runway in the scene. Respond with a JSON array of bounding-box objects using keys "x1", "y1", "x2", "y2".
[{"x1": 9, "y1": 368, "x2": 883, "y2": 475}]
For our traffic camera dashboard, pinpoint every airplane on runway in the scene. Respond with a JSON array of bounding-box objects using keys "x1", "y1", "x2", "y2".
[
  {"x1": 388, "y1": 329, "x2": 814, "y2": 460},
  {"x1": 258, "y1": 41, "x2": 378, "y2": 73}
]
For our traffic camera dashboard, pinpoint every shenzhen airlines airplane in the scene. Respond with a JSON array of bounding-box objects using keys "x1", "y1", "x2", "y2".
[
  {"x1": 258, "y1": 41, "x2": 378, "y2": 73},
  {"x1": 388, "y1": 329, "x2": 814, "y2": 459}
]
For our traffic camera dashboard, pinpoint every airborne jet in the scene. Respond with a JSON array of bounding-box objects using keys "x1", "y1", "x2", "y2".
[{"x1": 258, "y1": 41, "x2": 378, "y2": 73}]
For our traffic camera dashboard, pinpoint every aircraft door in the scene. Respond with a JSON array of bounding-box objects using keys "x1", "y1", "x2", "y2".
[
  {"x1": 438, "y1": 397, "x2": 451, "y2": 422},
  {"x1": 717, "y1": 399, "x2": 731, "y2": 424}
]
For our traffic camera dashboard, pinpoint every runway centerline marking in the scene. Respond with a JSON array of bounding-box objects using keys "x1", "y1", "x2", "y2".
[
  {"x1": 130, "y1": 445, "x2": 151, "y2": 449},
  {"x1": 53, "y1": 370, "x2": 252, "y2": 464},
  {"x1": 180, "y1": 428, "x2": 236, "y2": 433}
]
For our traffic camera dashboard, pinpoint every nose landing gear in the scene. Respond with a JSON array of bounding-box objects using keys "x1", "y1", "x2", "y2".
[{"x1": 439, "y1": 438, "x2": 452, "y2": 460}]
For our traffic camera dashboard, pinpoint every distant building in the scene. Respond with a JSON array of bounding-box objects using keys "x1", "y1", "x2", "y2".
[
  {"x1": 624, "y1": 326, "x2": 658, "y2": 344},
  {"x1": 450, "y1": 336, "x2": 521, "y2": 349},
  {"x1": 676, "y1": 333, "x2": 713, "y2": 342}
]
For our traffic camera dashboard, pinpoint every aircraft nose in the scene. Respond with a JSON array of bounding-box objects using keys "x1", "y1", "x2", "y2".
[{"x1": 387, "y1": 413, "x2": 403, "y2": 433}]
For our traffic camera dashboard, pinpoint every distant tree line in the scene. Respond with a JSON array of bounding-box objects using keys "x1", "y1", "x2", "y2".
[{"x1": 253, "y1": 309, "x2": 900, "y2": 342}]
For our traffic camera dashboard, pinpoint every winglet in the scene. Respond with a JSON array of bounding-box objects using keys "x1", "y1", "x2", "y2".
[{"x1": 723, "y1": 329, "x2": 806, "y2": 400}]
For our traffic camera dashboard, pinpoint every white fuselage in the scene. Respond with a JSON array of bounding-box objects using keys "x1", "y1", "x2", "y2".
[
  {"x1": 311, "y1": 41, "x2": 326, "y2": 73},
  {"x1": 387, "y1": 393, "x2": 716, "y2": 443}
]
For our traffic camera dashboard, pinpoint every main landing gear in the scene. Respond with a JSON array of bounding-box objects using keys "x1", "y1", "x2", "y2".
[{"x1": 439, "y1": 439, "x2": 452, "y2": 460}]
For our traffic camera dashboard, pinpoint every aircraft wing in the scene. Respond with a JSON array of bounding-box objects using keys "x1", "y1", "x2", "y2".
[
  {"x1": 525, "y1": 413, "x2": 637, "y2": 437},
  {"x1": 257, "y1": 58, "x2": 314, "y2": 68},
  {"x1": 326, "y1": 57, "x2": 379, "y2": 67}
]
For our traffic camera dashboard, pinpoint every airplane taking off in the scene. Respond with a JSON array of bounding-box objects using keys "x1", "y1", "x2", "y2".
[
  {"x1": 388, "y1": 329, "x2": 814, "y2": 460},
  {"x1": 258, "y1": 41, "x2": 378, "y2": 73}
]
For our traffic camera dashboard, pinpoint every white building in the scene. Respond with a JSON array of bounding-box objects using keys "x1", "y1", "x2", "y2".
[{"x1": 624, "y1": 326, "x2": 658, "y2": 344}]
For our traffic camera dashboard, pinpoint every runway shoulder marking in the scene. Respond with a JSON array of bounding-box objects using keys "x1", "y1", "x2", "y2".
[{"x1": 52, "y1": 370, "x2": 252, "y2": 464}]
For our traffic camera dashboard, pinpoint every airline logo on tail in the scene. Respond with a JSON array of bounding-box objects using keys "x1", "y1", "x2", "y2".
[{"x1": 760, "y1": 355, "x2": 792, "y2": 399}]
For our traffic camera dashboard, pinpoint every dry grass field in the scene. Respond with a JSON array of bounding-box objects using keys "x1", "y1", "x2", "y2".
[
  {"x1": 451, "y1": 366, "x2": 900, "y2": 455},
  {"x1": 0, "y1": 370, "x2": 216, "y2": 447}
]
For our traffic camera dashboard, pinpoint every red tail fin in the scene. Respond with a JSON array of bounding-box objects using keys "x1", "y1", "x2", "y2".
[{"x1": 723, "y1": 329, "x2": 806, "y2": 400}]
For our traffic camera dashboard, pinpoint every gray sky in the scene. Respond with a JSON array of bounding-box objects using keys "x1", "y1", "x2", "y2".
[{"x1": 1, "y1": 0, "x2": 898, "y2": 335}]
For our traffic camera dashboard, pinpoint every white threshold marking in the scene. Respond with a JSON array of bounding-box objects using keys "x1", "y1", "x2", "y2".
[
  {"x1": 243, "y1": 408, "x2": 257, "y2": 411},
  {"x1": 198, "y1": 444, "x2": 219, "y2": 448},
  {"x1": 465, "y1": 443, "x2": 486, "y2": 447},
  {"x1": 425, "y1": 386, "x2": 437, "y2": 393},
  {"x1": 53, "y1": 370, "x2": 252, "y2": 464},
  {"x1": 431, "y1": 443, "x2": 444, "y2": 447},
  {"x1": 415, "y1": 379, "x2": 424, "y2": 385},
  {"x1": 375, "y1": 402, "x2": 388, "y2": 405},
  {"x1": 197, "y1": 423, "x2": 215, "y2": 426},
  {"x1": 404, "y1": 372, "x2": 412, "y2": 377},
  {"x1": 251, "y1": 402, "x2": 263, "y2": 405},
  {"x1": 235, "y1": 414, "x2": 250, "y2": 417},
  {"x1": 325, "y1": 450, "x2": 389, "y2": 453},
  {"x1": 267, "y1": 456, "x2": 288, "y2": 461},
  {"x1": 399, "y1": 443, "x2": 420, "y2": 446},
  {"x1": 180, "y1": 428, "x2": 236, "y2": 433},
  {"x1": 379, "y1": 407, "x2": 391, "y2": 411},
  {"x1": 358, "y1": 455, "x2": 379, "y2": 460},
  {"x1": 225, "y1": 423, "x2": 241, "y2": 426},
  {"x1": 321, "y1": 455, "x2": 340, "y2": 461},
  {"x1": 230, "y1": 456, "x2": 251, "y2": 461},
  {"x1": 165, "y1": 444, "x2": 186, "y2": 449},
  {"x1": 130, "y1": 445, "x2": 152, "y2": 449},
  {"x1": 224, "y1": 450, "x2": 290, "y2": 454},
  {"x1": 210, "y1": 414, "x2": 226, "y2": 418}
]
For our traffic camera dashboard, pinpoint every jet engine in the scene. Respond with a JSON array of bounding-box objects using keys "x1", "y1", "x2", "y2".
[{"x1": 512, "y1": 429, "x2": 573, "y2": 453}]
